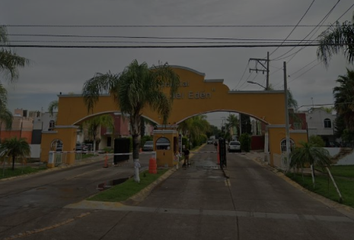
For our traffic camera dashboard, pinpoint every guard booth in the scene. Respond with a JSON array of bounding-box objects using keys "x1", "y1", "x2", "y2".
[{"x1": 153, "y1": 125, "x2": 179, "y2": 167}]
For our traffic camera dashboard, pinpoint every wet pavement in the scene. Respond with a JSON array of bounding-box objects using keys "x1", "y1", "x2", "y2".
[{"x1": 1, "y1": 146, "x2": 354, "y2": 240}]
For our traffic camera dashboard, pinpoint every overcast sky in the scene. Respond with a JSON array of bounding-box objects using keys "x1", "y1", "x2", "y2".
[{"x1": 1, "y1": 0, "x2": 353, "y2": 127}]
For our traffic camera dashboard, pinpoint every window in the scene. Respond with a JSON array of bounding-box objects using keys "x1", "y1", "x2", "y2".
[
  {"x1": 280, "y1": 139, "x2": 295, "y2": 152},
  {"x1": 324, "y1": 118, "x2": 331, "y2": 128},
  {"x1": 156, "y1": 137, "x2": 170, "y2": 150},
  {"x1": 48, "y1": 120, "x2": 55, "y2": 131}
]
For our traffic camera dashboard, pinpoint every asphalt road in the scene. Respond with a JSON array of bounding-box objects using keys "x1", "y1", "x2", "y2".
[{"x1": 1, "y1": 145, "x2": 354, "y2": 240}]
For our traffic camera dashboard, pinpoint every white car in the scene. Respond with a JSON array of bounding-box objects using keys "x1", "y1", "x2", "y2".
[{"x1": 228, "y1": 141, "x2": 241, "y2": 152}]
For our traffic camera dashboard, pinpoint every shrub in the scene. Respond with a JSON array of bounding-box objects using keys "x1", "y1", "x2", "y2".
[{"x1": 239, "y1": 133, "x2": 251, "y2": 152}]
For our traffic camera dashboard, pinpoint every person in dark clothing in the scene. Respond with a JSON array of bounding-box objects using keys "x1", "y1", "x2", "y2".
[
  {"x1": 183, "y1": 147, "x2": 190, "y2": 167},
  {"x1": 214, "y1": 141, "x2": 218, "y2": 151}
]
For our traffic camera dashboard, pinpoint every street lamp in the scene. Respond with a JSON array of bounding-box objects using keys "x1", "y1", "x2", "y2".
[{"x1": 247, "y1": 81, "x2": 266, "y2": 89}]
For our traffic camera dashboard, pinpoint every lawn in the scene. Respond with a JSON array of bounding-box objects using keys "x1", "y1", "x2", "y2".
[
  {"x1": 287, "y1": 165, "x2": 354, "y2": 208},
  {"x1": 0, "y1": 166, "x2": 47, "y2": 179},
  {"x1": 88, "y1": 169, "x2": 169, "y2": 202}
]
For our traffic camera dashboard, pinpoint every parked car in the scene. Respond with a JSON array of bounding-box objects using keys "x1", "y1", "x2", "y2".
[
  {"x1": 207, "y1": 139, "x2": 213, "y2": 144},
  {"x1": 228, "y1": 141, "x2": 241, "y2": 152},
  {"x1": 76, "y1": 143, "x2": 85, "y2": 152},
  {"x1": 142, "y1": 141, "x2": 154, "y2": 151}
]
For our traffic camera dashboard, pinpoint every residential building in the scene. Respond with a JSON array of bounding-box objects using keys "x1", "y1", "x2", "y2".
[
  {"x1": 0, "y1": 108, "x2": 34, "y2": 143},
  {"x1": 305, "y1": 107, "x2": 336, "y2": 146}
]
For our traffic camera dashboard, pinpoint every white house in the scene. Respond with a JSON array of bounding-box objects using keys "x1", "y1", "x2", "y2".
[{"x1": 306, "y1": 107, "x2": 336, "y2": 146}]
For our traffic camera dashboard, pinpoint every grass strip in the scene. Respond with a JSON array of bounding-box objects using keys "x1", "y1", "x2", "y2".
[
  {"x1": 0, "y1": 166, "x2": 47, "y2": 179},
  {"x1": 87, "y1": 169, "x2": 169, "y2": 202},
  {"x1": 286, "y1": 172, "x2": 354, "y2": 208}
]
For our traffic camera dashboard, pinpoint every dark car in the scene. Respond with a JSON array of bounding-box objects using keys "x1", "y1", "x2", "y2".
[
  {"x1": 142, "y1": 141, "x2": 154, "y2": 151},
  {"x1": 76, "y1": 143, "x2": 83, "y2": 151}
]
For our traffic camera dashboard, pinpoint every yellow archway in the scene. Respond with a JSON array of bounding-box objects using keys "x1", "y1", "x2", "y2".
[{"x1": 41, "y1": 66, "x2": 307, "y2": 165}]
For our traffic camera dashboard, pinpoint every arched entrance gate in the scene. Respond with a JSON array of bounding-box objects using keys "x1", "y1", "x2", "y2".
[{"x1": 40, "y1": 66, "x2": 307, "y2": 166}]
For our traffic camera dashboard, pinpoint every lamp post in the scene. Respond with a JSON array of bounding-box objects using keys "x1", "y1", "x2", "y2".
[{"x1": 247, "y1": 81, "x2": 266, "y2": 89}]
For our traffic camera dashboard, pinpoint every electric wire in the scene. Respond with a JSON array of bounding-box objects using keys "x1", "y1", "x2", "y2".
[
  {"x1": 6, "y1": 33, "x2": 324, "y2": 42},
  {"x1": 271, "y1": 0, "x2": 341, "y2": 61},
  {"x1": 269, "y1": 0, "x2": 315, "y2": 56},
  {"x1": 4, "y1": 24, "x2": 334, "y2": 28},
  {"x1": 232, "y1": 61, "x2": 250, "y2": 90}
]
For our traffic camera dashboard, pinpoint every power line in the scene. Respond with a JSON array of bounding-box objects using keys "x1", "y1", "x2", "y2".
[
  {"x1": 7, "y1": 40, "x2": 318, "y2": 44},
  {"x1": 7, "y1": 33, "x2": 318, "y2": 42},
  {"x1": 269, "y1": 0, "x2": 315, "y2": 56},
  {"x1": 232, "y1": 61, "x2": 250, "y2": 90},
  {"x1": 271, "y1": 0, "x2": 341, "y2": 61},
  {"x1": 4, "y1": 24, "x2": 334, "y2": 28},
  {"x1": 1, "y1": 43, "x2": 328, "y2": 49}
]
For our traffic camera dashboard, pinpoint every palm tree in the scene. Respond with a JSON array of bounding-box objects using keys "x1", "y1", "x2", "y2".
[
  {"x1": 290, "y1": 141, "x2": 331, "y2": 188},
  {"x1": 317, "y1": 14, "x2": 354, "y2": 66},
  {"x1": 178, "y1": 115, "x2": 210, "y2": 146},
  {"x1": 82, "y1": 60, "x2": 179, "y2": 182},
  {"x1": 0, "y1": 26, "x2": 28, "y2": 138},
  {"x1": 0, "y1": 137, "x2": 31, "y2": 170},
  {"x1": 0, "y1": 26, "x2": 28, "y2": 81},
  {"x1": 226, "y1": 114, "x2": 239, "y2": 138},
  {"x1": 83, "y1": 114, "x2": 114, "y2": 151},
  {"x1": 333, "y1": 69, "x2": 354, "y2": 131},
  {"x1": 48, "y1": 100, "x2": 58, "y2": 116},
  {"x1": 0, "y1": 84, "x2": 12, "y2": 131}
]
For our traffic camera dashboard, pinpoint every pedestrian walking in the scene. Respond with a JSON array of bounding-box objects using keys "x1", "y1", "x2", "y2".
[
  {"x1": 183, "y1": 147, "x2": 190, "y2": 168},
  {"x1": 214, "y1": 141, "x2": 218, "y2": 151}
]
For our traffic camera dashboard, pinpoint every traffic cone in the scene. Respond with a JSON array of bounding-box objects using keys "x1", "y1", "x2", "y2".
[
  {"x1": 103, "y1": 154, "x2": 108, "y2": 168},
  {"x1": 149, "y1": 157, "x2": 157, "y2": 174}
]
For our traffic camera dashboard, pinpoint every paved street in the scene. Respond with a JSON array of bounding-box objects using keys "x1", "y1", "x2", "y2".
[{"x1": 1, "y1": 145, "x2": 354, "y2": 240}]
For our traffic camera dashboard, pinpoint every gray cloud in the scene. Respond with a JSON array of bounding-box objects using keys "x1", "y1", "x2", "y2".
[{"x1": 1, "y1": 0, "x2": 354, "y2": 125}]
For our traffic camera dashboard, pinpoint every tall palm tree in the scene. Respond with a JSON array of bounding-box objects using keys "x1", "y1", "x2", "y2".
[
  {"x1": 0, "y1": 84, "x2": 12, "y2": 130},
  {"x1": 317, "y1": 14, "x2": 354, "y2": 66},
  {"x1": 83, "y1": 60, "x2": 179, "y2": 182},
  {"x1": 333, "y1": 69, "x2": 354, "y2": 131},
  {"x1": 226, "y1": 114, "x2": 239, "y2": 138},
  {"x1": 0, "y1": 26, "x2": 28, "y2": 81},
  {"x1": 0, "y1": 137, "x2": 31, "y2": 170},
  {"x1": 0, "y1": 26, "x2": 28, "y2": 136}
]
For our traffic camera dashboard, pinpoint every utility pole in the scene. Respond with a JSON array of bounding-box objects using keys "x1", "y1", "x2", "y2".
[
  {"x1": 284, "y1": 61, "x2": 290, "y2": 170},
  {"x1": 249, "y1": 52, "x2": 270, "y2": 89}
]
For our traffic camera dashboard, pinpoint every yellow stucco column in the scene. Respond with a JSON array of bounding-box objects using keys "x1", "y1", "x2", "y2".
[
  {"x1": 40, "y1": 125, "x2": 78, "y2": 167},
  {"x1": 267, "y1": 125, "x2": 308, "y2": 167}
]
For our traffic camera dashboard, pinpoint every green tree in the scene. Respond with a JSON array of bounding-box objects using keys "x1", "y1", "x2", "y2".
[
  {"x1": 178, "y1": 115, "x2": 210, "y2": 147},
  {"x1": 317, "y1": 14, "x2": 354, "y2": 66},
  {"x1": 239, "y1": 133, "x2": 251, "y2": 152},
  {"x1": 333, "y1": 69, "x2": 354, "y2": 131},
  {"x1": 0, "y1": 137, "x2": 31, "y2": 170},
  {"x1": 82, "y1": 60, "x2": 179, "y2": 182},
  {"x1": 83, "y1": 114, "x2": 114, "y2": 151},
  {"x1": 0, "y1": 85, "x2": 12, "y2": 130},
  {"x1": 226, "y1": 114, "x2": 239, "y2": 139},
  {"x1": 308, "y1": 135, "x2": 325, "y2": 148},
  {"x1": 0, "y1": 26, "x2": 28, "y2": 130},
  {"x1": 0, "y1": 26, "x2": 28, "y2": 80},
  {"x1": 290, "y1": 141, "x2": 331, "y2": 187},
  {"x1": 48, "y1": 100, "x2": 58, "y2": 116}
]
